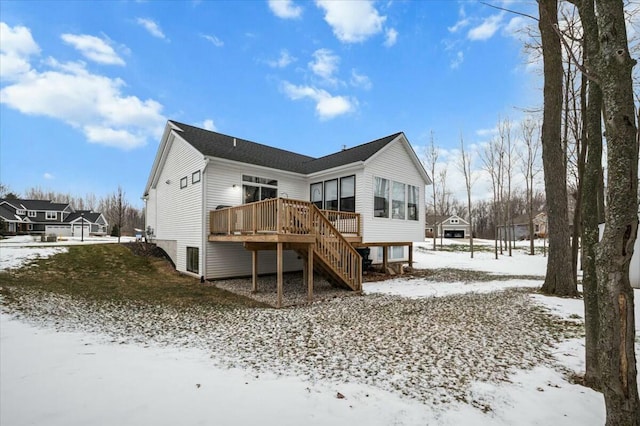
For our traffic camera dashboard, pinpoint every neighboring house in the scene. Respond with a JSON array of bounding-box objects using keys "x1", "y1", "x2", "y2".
[
  {"x1": 143, "y1": 120, "x2": 432, "y2": 294},
  {"x1": 425, "y1": 214, "x2": 471, "y2": 238},
  {"x1": 0, "y1": 199, "x2": 109, "y2": 236},
  {"x1": 509, "y1": 212, "x2": 548, "y2": 240}
]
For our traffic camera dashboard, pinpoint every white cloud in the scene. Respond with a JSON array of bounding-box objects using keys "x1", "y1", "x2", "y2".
[
  {"x1": 384, "y1": 28, "x2": 398, "y2": 47},
  {"x1": 268, "y1": 49, "x2": 296, "y2": 68},
  {"x1": 281, "y1": 81, "x2": 355, "y2": 120},
  {"x1": 61, "y1": 34, "x2": 125, "y2": 66},
  {"x1": 308, "y1": 48, "x2": 339, "y2": 83},
  {"x1": 136, "y1": 18, "x2": 166, "y2": 39},
  {"x1": 43, "y1": 172, "x2": 54, "y2": 180},
  {"x1": 468, "y1": 14, "x2": 503, "y2": 41},
  {"x1": 201, "y1": 34, "x2": 224, "y2": 47},
  {"x1": 0, "y1": 23, "x2": 165, "y2": 150},
  {"x1": 448, "y1": 18, "x2": 470, "y2": 33},
  {"x1": 201, "y1": 119, "x2": 217, "y2": 131},
  {"x1": 315, "y1": 0, "x2": 386, "y2": 43},
  {"x1": 450, "y1": 51, "x2": 464, "y2": 69},
  {"x1": 268, "y1": 0, "x2": 302, "y2": 19},
  {"x1": 0, "y1": 22, "x2": 40, "y2": 81},
  {"x1": 350, "y1": 69, "x2": 372, "y2": 90}
]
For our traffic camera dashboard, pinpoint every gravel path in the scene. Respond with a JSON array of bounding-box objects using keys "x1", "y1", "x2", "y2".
[
  {"x1": 211, "y1": 272, "x2": 356, "y2": 307},
  {"x1": 1, "y1": 285, "x2": 582, "y2": 408}
]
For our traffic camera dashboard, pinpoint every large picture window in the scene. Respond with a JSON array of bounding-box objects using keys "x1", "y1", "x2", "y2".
[
  {"x1": 324, "y1": 179, "x2": 338, "y2": 211},
  {"x1": 374, "y1": 177, "x2": 389, "y2": 218},
  {"x1": 243, "y1": 175, "x2": 278, "y2": 204},
  {"x1": 186, "y1": 247, "x2": 199, "y2": 274},
  {"x1": 392, "y1": 182, "x2": 406, "y2": 219},
  {"x1": 340, "y1": 176, "x2": 355, "y2": 212},
  {"x1": 375, "y1": 177, "x2": 420, "y2": 221}
]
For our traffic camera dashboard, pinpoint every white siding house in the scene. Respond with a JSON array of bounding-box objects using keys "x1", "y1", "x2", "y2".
[{"x1": 144, "y1": 120, "x2": 431, "y2": 280}]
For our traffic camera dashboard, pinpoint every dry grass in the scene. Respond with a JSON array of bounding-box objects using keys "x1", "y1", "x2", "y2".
[{"x1": 0, "y1": 244, "x2": 268, "y2": 309}]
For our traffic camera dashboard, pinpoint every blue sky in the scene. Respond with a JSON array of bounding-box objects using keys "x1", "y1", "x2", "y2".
[{"x1": 0, "y1": 0, "x2": 541, "y2": 208}]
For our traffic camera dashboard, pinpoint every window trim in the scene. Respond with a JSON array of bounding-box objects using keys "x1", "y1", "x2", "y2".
[
  {"x1": 374, "y1": 177, "x2": 390, "y2": 218},
  {"x1": 310, "y1": 182, "x2": 323, "y2": 209},
  {"x1": 192, "y1": 170, "x2": 201, "y2": 184},
  {"x1": 339, "y1": 175, "x2": 356, "y2": 213},
  {"x1": 242, "y1": 174, "x2": 278, "y2": 204},
  {"x1": 46, "y1": 211, "x2": 57, "y2": 220},
  {"x1": 391, "y1": 181, "x2": 406, "y2": 220},
  {"x1": 180, "y1": 176, "x2": 188, "y2": 189},
  {"x1": 324, "y1": 179, "x2": 339, "y2": 211},
  {"x1": 16, "y1": 209, "x2": 26, "y2": 215},
  {"x1": 186, "y1": 246, "x2": 199, "y2": 274},
  {"x1": 28, "y1": 210, "x2": 37, "y2": 217}
]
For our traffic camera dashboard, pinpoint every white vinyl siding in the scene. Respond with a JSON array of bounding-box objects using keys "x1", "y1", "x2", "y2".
[
  {"x1": 204, "y1": 160, "x2": 306, "y2": 278},
  {"x1": 362, "y1": 137, "x2": 426, "y2": 243},
  {"x1": 147, "y1": 134, "x2": 205, "y2": 275}
]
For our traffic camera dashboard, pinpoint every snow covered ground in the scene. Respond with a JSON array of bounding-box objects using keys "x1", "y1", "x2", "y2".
[{"x1": 1, "y1": 236, "x2": 637, "y2": 426}]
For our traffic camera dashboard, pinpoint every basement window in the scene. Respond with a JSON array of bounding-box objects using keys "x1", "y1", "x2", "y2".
[{"x1": 186, "y1": 247, "x2": 199, "y2": 274}]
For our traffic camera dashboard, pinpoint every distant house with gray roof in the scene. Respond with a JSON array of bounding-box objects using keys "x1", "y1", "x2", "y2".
[
  {"x1": 143, "y1": 120, "x2": 431, "y2": 282},
  {"x1": 0, "y1": 199, "x2": 108, "y2": 237}
]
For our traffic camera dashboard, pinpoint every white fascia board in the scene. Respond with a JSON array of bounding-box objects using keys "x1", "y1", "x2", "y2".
[{"x1": 144, "y1": 121, "x2": 182, "y2": 195}]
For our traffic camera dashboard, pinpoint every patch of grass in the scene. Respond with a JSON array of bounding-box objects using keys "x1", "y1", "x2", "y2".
[{"x1": 1, "y1": 244, "x2": 269, "y2": 309}]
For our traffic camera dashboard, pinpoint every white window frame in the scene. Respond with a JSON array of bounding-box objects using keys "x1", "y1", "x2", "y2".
[
  {"x1": 46, "y1": 211, "x2": 57, "y2": 220},
  {"x1": 17, "y1": 209, "x2": 26, "y2": 215},
  {"x1": 28, "y1": 211, "x2": 37, "y2": 217}
]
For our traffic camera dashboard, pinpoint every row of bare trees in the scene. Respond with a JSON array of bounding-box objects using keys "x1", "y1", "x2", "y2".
[
  {"x1": 424, "y1": 115, "x2": 544, "y2": 258},
  {"x1": 0, "y1": 184, "x2": 143, "y2": 238}
]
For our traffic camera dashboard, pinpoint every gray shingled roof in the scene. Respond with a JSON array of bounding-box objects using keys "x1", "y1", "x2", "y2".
[
  {"x1": 0, "y1": 199, "x2": 70, "y2": 211},
  {"x1": 169, "y1": 120, "x2": 402, "y2": 174},
  {"x1": 65, "y1": 211, "x2": 102, "y2": 223}
]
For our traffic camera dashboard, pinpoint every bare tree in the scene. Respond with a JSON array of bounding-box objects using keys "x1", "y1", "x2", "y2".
[
  {"x1": 459, "y1": 133, "x2": 476, "y2": 258},
  {"x1": 436, "y1": 167, "x2": 451, "y2": 248},
  {"x1": 519, "y1": 116, "x2": 542, "y2": 255},
  {"x1": 591, "y1": 0, "x2": 639, "y2": 421},
  {"x1": 424, "y1": 131, "x2": 439, "y2": 250},
  {"x1": 480, "y1": 136, "x2": 504, "y2": 260},
  {"x1": 538, "y1": 0, "x2": 578, "y2": 297},
  {"x1": 499, "y1": 118, "x2": 515, "y2": 256}
]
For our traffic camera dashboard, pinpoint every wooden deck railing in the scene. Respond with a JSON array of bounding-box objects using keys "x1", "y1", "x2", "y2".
[
  {"x1": 209, "y1": 198, "x2": 361, "y2": 291},
  {"x1": 210, "y1": 198, "x2": 361, "y2": 237}
]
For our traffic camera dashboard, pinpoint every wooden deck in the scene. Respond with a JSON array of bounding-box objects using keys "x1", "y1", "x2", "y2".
[{"x1": 209, "y1": 198, "x2": 363, "y2": 307}]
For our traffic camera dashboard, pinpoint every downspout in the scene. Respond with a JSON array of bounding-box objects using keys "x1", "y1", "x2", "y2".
[{"x1": 201, "y1": 158, "x2": 210, "y2": 281}]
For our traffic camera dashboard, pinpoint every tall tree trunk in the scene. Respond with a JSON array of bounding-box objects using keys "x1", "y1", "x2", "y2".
[
  {"x1": 576, "y1": 0, "x2": 604, "y2": 390},
  {"x1": 593, "y1": 0, "x2": 640, "y2": 423},
  {"x1": 538, "y1": 0, "x2": 578, "y2": 296}
]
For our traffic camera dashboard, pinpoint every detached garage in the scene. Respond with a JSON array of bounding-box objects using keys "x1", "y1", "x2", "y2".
[
  {"x1": 45, "y1": 225, "x2": 72, "y2": 236},
  {"x1": 426, "y1": 214, "x2": 471, "y2": 239}
]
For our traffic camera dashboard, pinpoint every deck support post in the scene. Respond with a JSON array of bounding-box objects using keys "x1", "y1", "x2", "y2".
[
  {"x1": 276, "y1": 242, "x2": 283, "y2": 308},
  {"x1": 251, "y1": 250, "x2": 258, "y2": 293},
  {"x1": 382, "y1": 245, "x2": 388, "y2": 272},
  {"x1": 307, "y1": 244, "x2": 314, "y2": 304},
  {"x1": 408, "y1": 242, "x2": 413, "y2": 271}
]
